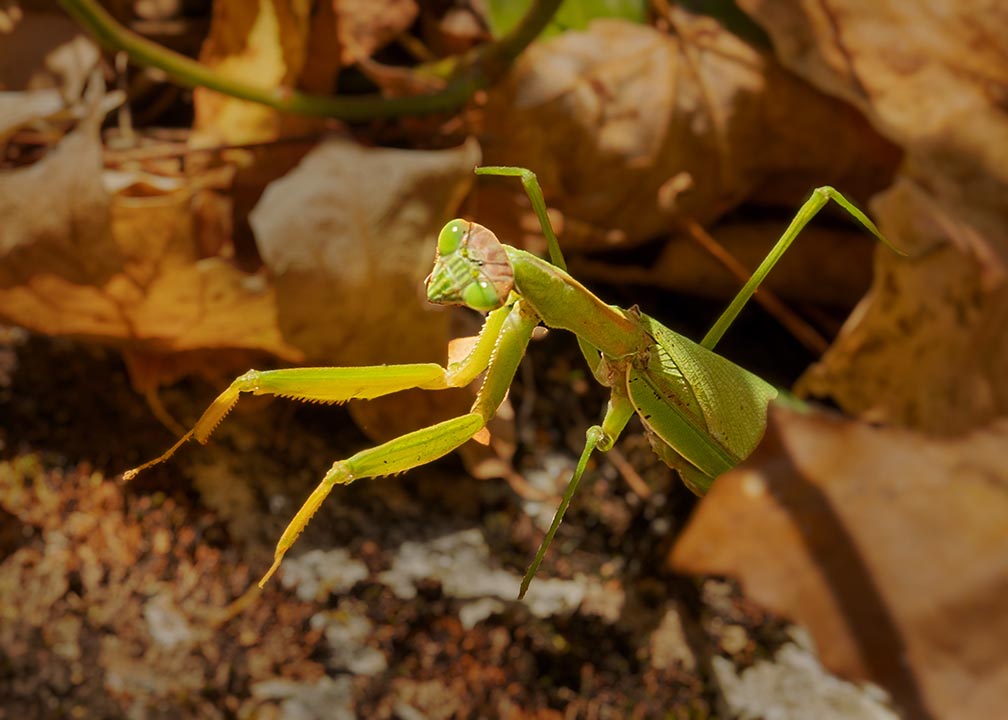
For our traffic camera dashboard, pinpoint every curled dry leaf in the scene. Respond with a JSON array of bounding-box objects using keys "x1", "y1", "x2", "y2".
[
  {"x1": 250, "y1": 136, "x2": 479, "y2": 368},
  {"x1": 0, "y1": 89, "x2": 67, "y2": 142},
  {"x1": 192, "y1": 0, "x2": 418, "y2": 144},
  {"x1": 480, "y1": 14, "x2": 898, "y2": 251},
  {"x1": 0, "y1": 111, "x2": 117, "y2": 285},
  {"x1": 670, "y1": 403, "x2": 1008, "y2": 720},
  {"x1": 0, "y1": 85, "x2": 502, "y2": 468},
  {"x1": 736, "y1": 0, "x2": 1008, "y2": 433},
  {"x1": 248, "y1": 136, "x2": 511, "y2": 466},
  {"x1": 0, "y1": 111, "x2": 299, "y2": 359},
  {"x1": 193, "y1": 0, "x2": 339, "y2": 144},
  {"x1": 0, "y1": 6, "x2": 99, "y2": 98},
  {"x1": 0, "y1": 106, "x2": 493, "y2": 441},
  {"x1": 333, "y1": 0, "x2": 418, "y2": 66},
  {"x1": 798, "y1": 178, "x2": 1008, "y2": 432}
]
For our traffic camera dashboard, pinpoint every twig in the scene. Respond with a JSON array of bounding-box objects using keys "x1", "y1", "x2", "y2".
[
  {"x1": 681, "y1": 217, "x2": 830, "y2": 355},
  {"x1": 605, "y1": 445, "x2": 653, "y2": 500},
  {"x1": 57, "y1": 0, "x2": 562, "y2": 122}
]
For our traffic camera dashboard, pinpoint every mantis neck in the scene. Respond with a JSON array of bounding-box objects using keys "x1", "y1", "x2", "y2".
[{"x1": 505, "y1": 247, "x2": 649, "y2": 360}]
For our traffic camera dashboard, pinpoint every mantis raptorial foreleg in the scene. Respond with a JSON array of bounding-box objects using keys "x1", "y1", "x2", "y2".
[
  {"x1": 128, "y1": 297, "x2": 539, "y2": 587},
  {"x1": 260, "y1": 412, "x2": 485, "y2": 585},
  {"x1": 258, "y1": 301, "x2": 539, "y2": 585},
  {"x1": 124, "y1": 304, "x2": 513, "y2": 480}
]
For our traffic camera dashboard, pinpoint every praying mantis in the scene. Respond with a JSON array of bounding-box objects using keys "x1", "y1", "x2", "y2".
[{"x1": 125, "y1": 165, "x2": 898, "y2": 598}]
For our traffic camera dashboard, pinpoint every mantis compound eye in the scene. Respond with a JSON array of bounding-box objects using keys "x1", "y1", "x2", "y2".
[
  {"x1": 462, "y1": 279, "x2": 503, "y2": 312},
  {"x1": 438, "y1": 219, "x2": 467, "y2": 255},
  {"x1": 426, "y1": 220, "x2": 515, "y2": 312}
]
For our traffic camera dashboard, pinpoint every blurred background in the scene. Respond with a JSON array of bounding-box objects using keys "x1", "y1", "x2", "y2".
[{"x1": 1, "y1": 1, "x2": 1006, "y2": 717}]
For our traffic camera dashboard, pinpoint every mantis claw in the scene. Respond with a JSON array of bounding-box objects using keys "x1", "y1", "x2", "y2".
[
  {"x1": 122, "y1": 431, "x2": 194, "y2": 481},
  {"x1": 123, "y1": 372, "x2": 257, "y2": 480},
  {"x1": 258, "y1": 470, "x2": 346, "y2": 587}
]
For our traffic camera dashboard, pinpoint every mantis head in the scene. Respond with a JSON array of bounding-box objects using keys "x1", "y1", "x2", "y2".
[{"x1": 426, "y1": 219, "x2": 515, "y2": 312}]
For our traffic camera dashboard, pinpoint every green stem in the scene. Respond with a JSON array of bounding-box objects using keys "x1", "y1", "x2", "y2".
[{"x1": 57, "y1": 0, "x2": 562, "y2": 122}]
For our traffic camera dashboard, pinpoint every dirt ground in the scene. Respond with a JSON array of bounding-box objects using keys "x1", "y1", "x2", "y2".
[{"x1": 0, "y1": 312, "x2": 813, "y2": 718}]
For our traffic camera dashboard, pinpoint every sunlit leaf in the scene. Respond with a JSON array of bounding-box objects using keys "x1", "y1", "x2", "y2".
[{"x1": 486, "y1": 0, "x2": 648, "y2": 38}]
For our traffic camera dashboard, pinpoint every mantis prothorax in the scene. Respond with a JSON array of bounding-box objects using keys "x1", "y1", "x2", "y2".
[{"x1": 125, "y1": 166, "x2": 899, "y2": 598}]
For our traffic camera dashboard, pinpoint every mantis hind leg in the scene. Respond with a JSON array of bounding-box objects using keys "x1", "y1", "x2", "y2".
[{"x1": 701, "y1": 187, "x2": 899, "y2": 351}]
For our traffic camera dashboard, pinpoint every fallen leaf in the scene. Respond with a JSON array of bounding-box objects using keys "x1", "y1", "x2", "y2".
[
  {"x1": 480, "y1": 14, "x2": 898, "y2": 251},
  {"x1": 737, "y1": 0, "x2": 1008, "y2": 433},
  {"x1": 333, "y1": 0, "x2": 418, "y2": 65},
  {"x1": 250, "y1": 136, "x2": 480, "y2": 366},
  {"x1": 670, "y1": 404, "x2": 1008, "y2": 720},
  {"x1": 0, "y1": 89, "x2": 66, "y2": 142},
  {"x1": 0, "y1": 5, "x2": 99, "y2": 98},
  {"x1": 248, "y1": 137, "x2": 501, "y2": 450},
  {"x1": 193, "y1": 0, "x2": 334, "y2": 144},
  {"x1": 735, "y1": 0, "x2": 1008, "y2": 162},
  {"x1": 0, "y1": 110, "x2": 301, "y2": 359},
  {"x1": 0, "y1": 110, "x2": 120, "y2": 287},
  {"x1": 798, "y1": 179, "x2": 1008, "y2": 432}
]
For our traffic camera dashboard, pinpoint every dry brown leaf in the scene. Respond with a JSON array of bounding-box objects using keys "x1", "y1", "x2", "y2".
[
  {"x1": 192, "y1": 0, "x2": 417, "y2": 143},
  {"x1": 0, "y1": 107, "x2": 505, "y2": 470},
  {"x1": 735, "y1": 0, "x2": 1008, "y2": 162},
  {"x1": 299, "y1": 0, "x2": 340, "y2": 93},
  {"x1": 0, "y1": 111, "x2": 116, "y2": 280},
  {"x1": 480, "y1": 14, "x2": 898, "y2": 252},
  {"x1": 0, "y1": 89, "x2": 66, "y2": 142},
  {"x1": 333, "y1": 0, "x2": 418, "y2": 65},
  {"x1": 798, "y1": 179, "x2": 1008, "y2": 432},
  {"x1": 248, "y1": 137, "x2": 503, "y2": 452},
  {"x1": 0, "y1": 111, "x2": 299, "y2": 359},
  {"x1": 0, "y1": 4, "x2": 99, "y2": 97},
  {"x1": 670, "y1": 404, "x2": 1008, "y2": 720},
  {"x1": 736, "y1": 1, "x2": 1008, "y2": 433},
  {"x1": 193, "y1": 0, "x2": 419, "y2": 142},
  {"x1": 193, "y1": 0, "x2": 335, "y2": 144},
  {"x1": 249, "y1": 136, "x2": 480, "y2": 366}
]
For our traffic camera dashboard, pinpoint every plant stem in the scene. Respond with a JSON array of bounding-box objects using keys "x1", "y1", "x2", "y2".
[{"x1": 57, "y1": 0, "x2": 562, "y2": 122}]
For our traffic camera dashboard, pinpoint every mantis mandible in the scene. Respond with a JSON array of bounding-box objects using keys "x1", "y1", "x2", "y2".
[{"x1": 125, "y1": 166, "x2": 897, "y2": 597}]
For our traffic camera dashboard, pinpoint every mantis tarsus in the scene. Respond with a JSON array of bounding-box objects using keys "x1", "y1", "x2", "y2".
[{"x1": 125, "y1": 165, "x2": 898, "y2": 598}]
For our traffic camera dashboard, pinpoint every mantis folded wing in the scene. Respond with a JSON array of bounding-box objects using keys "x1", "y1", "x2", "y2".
[{"x1": 126, "y1": 165, "x2": 899, "y2": 597}]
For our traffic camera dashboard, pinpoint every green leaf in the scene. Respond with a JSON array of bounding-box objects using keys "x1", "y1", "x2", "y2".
[{"x1": 486, "y1": 0, "x2": 648, "y2": 39}]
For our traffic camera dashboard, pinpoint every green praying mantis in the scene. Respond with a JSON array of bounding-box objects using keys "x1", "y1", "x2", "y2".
[{"x1": 125, "y1": 165, "x2": 899, "y2": 598}]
